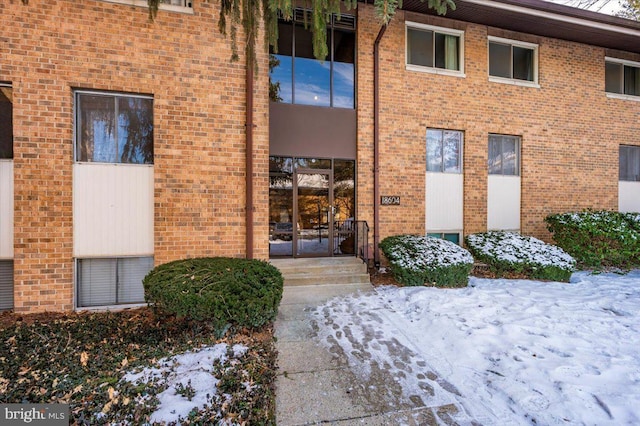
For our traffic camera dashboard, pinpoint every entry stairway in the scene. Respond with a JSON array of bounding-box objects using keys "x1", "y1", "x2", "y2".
[{"x1": 270, "y1": 257, "x2": 371, "y2": 288}]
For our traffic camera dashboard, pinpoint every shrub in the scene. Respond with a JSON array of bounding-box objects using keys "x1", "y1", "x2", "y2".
[
  {"x1": 379, "y1": 235, "x2": 474, "y2": 287},
  {"x1": 143, "y1": 257, "x2": 283, "y2": 331},
  {"x1": 465, "y1": 231, "x2": 575, "y2": 282},
  {"x1": 545, "y1": 210, "x2": 640, "y2": 269}
]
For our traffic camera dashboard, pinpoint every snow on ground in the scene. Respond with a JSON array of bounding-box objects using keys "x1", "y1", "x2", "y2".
[
  {"x1": 312, "y1": 270, "x2": 640, "y2": 425},
  {"x1": 123, "y1": 343, "x2": 248, "y2": 424}
]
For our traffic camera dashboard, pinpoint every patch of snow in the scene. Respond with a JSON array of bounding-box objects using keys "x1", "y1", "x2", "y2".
[
  {"x1": 123, "y1": 343, "x2": 248, "y2": 424},
  {"x1": 384, "y1": 235, "x2": 474, "y2": 271},
  {"x1": 312, "y1": 270, "x2": 640, "y2": 425}
]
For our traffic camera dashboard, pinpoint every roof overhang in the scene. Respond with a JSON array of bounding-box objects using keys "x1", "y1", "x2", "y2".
[{"x1": 399, "y1": 0, "x2": 640, "y2": 54}]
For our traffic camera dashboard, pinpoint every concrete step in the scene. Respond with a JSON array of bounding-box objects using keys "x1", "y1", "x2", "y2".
[{"x1": 270, "y1": 257, "x2": 371, "y2": 287}]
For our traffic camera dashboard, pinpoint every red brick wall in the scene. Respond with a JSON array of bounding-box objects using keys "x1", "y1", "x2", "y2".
[
  {"x1": 357, "y1": 5, "x2": 640, "y2": 251},
  {"x1": 1, "y1": 0, "x2": 269, "y2": 312}
]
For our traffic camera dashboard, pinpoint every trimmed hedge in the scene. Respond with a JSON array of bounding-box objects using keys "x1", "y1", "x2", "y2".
[
  {"x1": 380, "y1": 235, "x2": 474, "y2": 288},
  {"x1": 545, "y1": 211, "x2": 640, "y2": 269},
  {"x1": 465, "y1": 231, "x2": 575, "y2": 282},
  {"x1": 143, "y1": 257, "x2": 283, "y2": 332}
]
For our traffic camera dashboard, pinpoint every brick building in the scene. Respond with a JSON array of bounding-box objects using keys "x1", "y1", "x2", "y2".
[{"x1": 1, "y1": 0, "x2": 639, "y2": 312}]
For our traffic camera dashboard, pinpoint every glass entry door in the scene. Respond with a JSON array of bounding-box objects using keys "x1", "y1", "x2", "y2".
[{"x1": 295, "y1": 170, "x2": 332, "y2": 256}]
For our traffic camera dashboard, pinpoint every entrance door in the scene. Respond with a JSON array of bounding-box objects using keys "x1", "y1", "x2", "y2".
[{"x1": 294, "y1": 169, "x2": 332, "y2": 257}]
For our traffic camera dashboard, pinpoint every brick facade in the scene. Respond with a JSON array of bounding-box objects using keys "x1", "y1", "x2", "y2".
[
  {"x1": 1, "y1": 0, "x2": 269, "y2": 312},
  {"x1": 1, "y1": 1, "x2": 639, "y2": 312},
  {"x1": 356, "y1": 4, "x2": 640, "y2": 247}
]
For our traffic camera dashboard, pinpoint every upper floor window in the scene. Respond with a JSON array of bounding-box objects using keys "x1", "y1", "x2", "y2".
[
  {"x1": 269, "y1": 10, "x2": 355, "y2": 109},
  {"x1": 620, "y1": 145, "x2": 640, "y2": 182},
  {"x1": 489, "y1": 134, "x2": 520, "y2": 176},
  {"x1": 0, "y1": 84, "x2": 12, "y2": 159},
  {"x1": 406, "y1": 22, "x2": 464, "y2": 76},
  {"x1": 489, "y1": 37, "x2": 538, "y2": 86},
  {"x1": 426, "y1": 129, "x2": 463, "y2": 173},
  {"x1": 606, "y1": 58, "x2": 640, "y2": 98},
  {"x1": 160, "y1": 0, "x2": 192, "y2": 6},
  {"x1": 75, "y1": 91, "x2": 154, "y2": 164}
]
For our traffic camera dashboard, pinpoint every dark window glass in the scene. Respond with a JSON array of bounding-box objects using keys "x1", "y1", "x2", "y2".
[
  {"x1": 333, "y1": 30, "x2": 355, "y2": 108},
  {"x1": 333, "y1": 159, "x2": 355, "y2": 222},
  {"x1": 513, "y1": 46, "x2": 534, "y2": 81},
  {"x1": 489, "y1": 42, "x2": 511, "y2": 79},
  {"x1": 76, "y1": 93, "x2": 153, "y2": 164},
  {"x1": 624, "y1": 65, "x2": 640, "y2": 96},
  {"x1": 408, "y1": 27, "x2": 460, "y2": 71},
  {"x1": 605, "y1": 62, "x2": 623, "y2": 94},
  {"x1": 407, "y1": 28, "x2": 433, "y2": 67},
  {"x1": 0, "y1": 86, "x2": 13, "y2": 159},
  {"x1": 620, "y1": 145, "x2": 640, "y2": 182},
  {"x1": 490, "y1": 42, "x2": 535, "y2": 82},
  {"x1": 296, "y1": 158, "x2": 331, "y2": 169},
  {"x1": 489, "y1": 135, "x2": 520, "y2": 176}
]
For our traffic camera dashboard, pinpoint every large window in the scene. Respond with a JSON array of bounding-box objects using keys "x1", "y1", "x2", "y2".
[
  {"x1": 620, "y1": 145, "x2": 640, "y2": 182},
  {"x1": 77, "y1": 257, "x2": 153, "y2": 307},
  {"x1": 269, "y1": 10, "x2": 355, "y2": 108},
  {"x1": 489, "y1": 37, "x2": 537, "y2": 85},
  {"x1": 427, "y1": 129, "x2": 463, "y2": 173},
  {"x1": 606, "y1": 58, "x2": 640, "y2": 98},
  {"x1": 75, "y1": 91, "x2": 153, "y2": 164},
  {"x1": 0, "y1": 84, "x2": 12, "y2": 159},
  {"x1": 406, "y1": 22, "x2": 464, "y2": 75},
  {"x1": 489, "y1": 134, "x2": 520, "y2": 175}
]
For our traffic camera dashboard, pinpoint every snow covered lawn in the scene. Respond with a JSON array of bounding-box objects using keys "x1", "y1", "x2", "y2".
[{"x1": 312, "y1": 270, "x2": 640, "y2": 425}]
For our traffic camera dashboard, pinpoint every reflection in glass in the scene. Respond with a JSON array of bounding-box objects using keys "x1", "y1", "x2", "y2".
[
  {"x1": 333, "y1": 31, "x2": 355, "y2": 108},
  {"x1": 296, "y1": 158, "x2": 331, "y2": 169},
  {"x1": 407, "y1": 28, "x2": 433, "y2": 67},
  {"x1": 427, "y1": 129, "x2": 462, "y2": 173},
  {"x1": 269, "y1": 156, "x2": 294, "y2": 256},
  {"x1": 77, "y1": 93, "x2": 153, "y2": 164},
  {"x1": 297, "y1": 172, "x2": 331, "y2": 256},
  {"x1": 0, "y1": 86, "x2": 13, "y2": 159},
  {"x1": 295, "y1": 25, "x2": 330, "y2": 107},
  {"x1": 489, "y1": 135, "x2": 520, "y2": 176}
]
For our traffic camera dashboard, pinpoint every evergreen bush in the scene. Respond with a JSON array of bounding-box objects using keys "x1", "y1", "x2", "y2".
[
  {"x1": 465, "y1": 231, "x2": 575, "y2": 282},
  {"x1": 143, "y1": 258, "x2": 283, "y2": 332},
  {"x1": 545, "y1": 210, "x2": 640, "y2": 269},
  {"x1": 379, "y1": 235, "x2": 473, "y2": 287}
]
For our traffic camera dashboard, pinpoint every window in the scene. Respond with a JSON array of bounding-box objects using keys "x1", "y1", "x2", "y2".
[
  {"x1": 75, "y1": 91, "x2": 153, "y2": 164},
  {"x1": 77, "y1": 257, "x2": 153, "y2": 307},
  {"x1": 606, "y1": 58, "x2": 640, "y2": 98},
  {"x1": 0, "y1": 260, "x2": 12, "y2": 311},
  {"x1": 160, "y1": 0, "x2": 192, "y2": 5},
  {"x1": 406, "y1": 22, "x2": 464, "y2": 75},
  {"x1": 427, "y1": 129, "x2": 463, "y2": 173},
  {"x1": 489, "y1": 134, "x2": 520, "y2": 175},
  {"x1": 0, "y1": 84, "x2": 12, "y2": 159},
  {"x1": 427, "y1": 232, "x2": 461, "y2": 245},
  {"x1": 269, "y1": 10, "x2": 355, "y2": 108},
  {"x1": 489, "y1": 37, "x2": 538, "y2": 85},
  {"x1": 620, "y1": 145, "x2": 640, "y2": 182}
]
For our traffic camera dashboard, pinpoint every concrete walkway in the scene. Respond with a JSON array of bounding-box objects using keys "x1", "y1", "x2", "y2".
[{"x1": 274, "y1": 282, "x2": 474, "y2": 425}]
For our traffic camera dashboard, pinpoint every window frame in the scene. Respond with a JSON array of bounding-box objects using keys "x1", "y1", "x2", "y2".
[
  {"x1": 74, "y1": 90, "x2": 154, "y2": 165},
  {"x1": 269, "y1": 10, "x2": 356, "y2": 109},
  {"x1": 405, "y1": 21, "x2": 465, "y2": 78},
  {"x1": 75, "y1": 256, "x2": 153, "y2": 309},
  {"x1": 100, "y1": 0, "x2": 193, "y2": 14},
  {"x1": 426, "y1": 128, "x2": 464, "y2": 174},
  {"x1": 605, "y1": 57, "x2": 640, "y2": 102},
  {"x1": 619, "y1": 145, "x2": 640, "y2": 182},
  {"x1": 488, "y1": 36, "x2": 539, "y2": 88},
  {"x1": 488, "y1": 134, "x2": 521, "y2": 176}
]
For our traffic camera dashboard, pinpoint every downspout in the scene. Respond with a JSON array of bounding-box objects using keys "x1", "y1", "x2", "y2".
[
  {"x1": 246, "y1": 60, "x2": 254, "y2": 259},
  {"x1": 373, "y1": 24, "x2": 387, "y2": 268}
]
